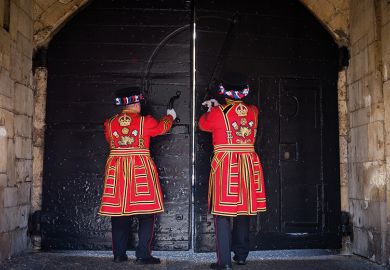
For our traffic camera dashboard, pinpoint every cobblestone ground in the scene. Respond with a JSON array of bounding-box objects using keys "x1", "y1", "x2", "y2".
[{"x1": 0, "y1": 250, "x2": 387, "y2": 270}]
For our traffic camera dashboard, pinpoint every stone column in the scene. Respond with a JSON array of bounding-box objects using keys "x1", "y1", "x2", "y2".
[{"x1": 31, "y1": 49, "x2": 48, "y2": 250}]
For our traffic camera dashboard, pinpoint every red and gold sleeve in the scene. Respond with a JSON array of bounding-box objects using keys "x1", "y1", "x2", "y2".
[
  {"x1": 144, "y1": 114, "x2": 174, "y2": 137},
  {"x1": 199, "y1": 107, "x2": 219, "y2": 132}
]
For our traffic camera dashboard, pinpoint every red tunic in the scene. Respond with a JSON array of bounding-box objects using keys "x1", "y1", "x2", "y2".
[
  {"x1": 99, "y1": 109, "x2": 173, "y2": 216},
  {"x1": 199, "y1": 100, "x2": 266, "y2": 216}
]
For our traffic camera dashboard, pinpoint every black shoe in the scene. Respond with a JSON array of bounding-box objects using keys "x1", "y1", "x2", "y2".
[
  {"x1": 113, "y1": 255, "x2": 128, "y2": 263},
  {"x1": 210, "y1": 262, "x2": 232, "y2": 269},
  {"x1": 135, "y1": 256, "x2": 161, "y2": 265},
  {"x1": 233, "y1": 255, "x2": 246, "y2": 265}
]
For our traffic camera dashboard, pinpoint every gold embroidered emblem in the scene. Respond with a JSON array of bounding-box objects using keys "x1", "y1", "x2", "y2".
[
  {"x1": 118, "y1": 136, "x2": 134, "y2": 146},
  {"x1": 235, "y1": 103, "x2": 248, "y2": 116},
  {"x1": 122, "y1": 127, "x2": 129, "y2": 134},
  {"x1": 119, "y1": 114, "x2": 131, "y2": 126},
  {"x1": 139, "y1": 137, "x2": 145, "y2": 148},
  {"x1": 236, "y1": 126, "x2": 252, "y2": 138},
  {"x1": 240, "y1": 118, "x2": 247, "y2": 125},
  {"x1": 226, "y1": 130, "x2": 233, "y2": 139}
]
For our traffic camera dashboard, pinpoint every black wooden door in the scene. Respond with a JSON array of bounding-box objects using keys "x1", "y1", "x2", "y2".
[
  {"x1": 194, "y1": 0, "x2": 341, "y2": 251},
  {"x1": 42, "y1": 0, "x2": 192, "y2": 250}
]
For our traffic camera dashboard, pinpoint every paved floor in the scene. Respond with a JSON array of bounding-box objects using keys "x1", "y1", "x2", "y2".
[{"x1": 0, "y1": 250, "x2": 387, "y2": 270}]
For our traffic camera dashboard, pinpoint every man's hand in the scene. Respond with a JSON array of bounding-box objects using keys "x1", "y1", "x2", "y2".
[
  {"x1": 202, "y1": 99, "x2": 220, "y2": 112},
  {"x1": 167, "y1": 108, "x2": 177, "y2": 120}
]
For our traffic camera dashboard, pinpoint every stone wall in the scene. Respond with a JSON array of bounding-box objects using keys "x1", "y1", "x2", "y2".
[
  {"x1": 1, "y1": 0, "x2": 390, "y2": 266},
  {"x1": 347, "y1": 0, "x2": 389, "y2": 264},
  {"x1": 0, "y1": 0, "x2": 35, "y2": 261}
]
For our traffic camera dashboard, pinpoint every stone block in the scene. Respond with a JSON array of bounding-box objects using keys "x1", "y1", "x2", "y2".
[
  {"x1": 0, "y1": 70, "x2": 13, "y2": 97},
  {"x1": 10, "y1": 228, "x2": 29, "y2": 255},
  {"x1": 0, "y1": 174, "x2": 7, "y2": 187},
  {"x1": 14, "y1": 136, "x2": 32, "y2": 159},
  {"x1": 31, "y1": 183, "x2": 41, "y2": 211},
  {"x1": 348, "y1": 79, "x2": 364, "y2": 112},
  {"x1": 34, "y1": 0, "x2": 59, "y2": 11},
  {"x1": 17, "y1": 182, "x2": 31, "y2": 205},
  {"x1": 16, "y1": 0, "x2": 33, "y2": 17},
  {"x1": 339, "y1": 119, "x2": 348, "y2": 136},
  {"x1": 382, "y1": 22, "x2": 390, "y2": 82},
  {"x1": 14, "y1": 114, "x2": 31, "y2": 138},
  {"x1": 0, "y1": 94, "x2": 13, "y2": 112},
  {"x1": 6, "y1": 138, "x2": 15, "y2": 186},
  {"x1": 0, "y1": 206, "x2": 30, "y2": 234},
  {"x1": 10, "y1": 43, "x2": 23, "y2": 83},
  {"x1": 16, "y1": 159, "x2": 32, "y2": 183},
  {"x1": 340, "y1": 186, "x2": 349, "y2": 211},
  {"x1": 368, "y1": 121, "x2": 385, "y2": 161},
  {"x1": 350, "y1": 0, "x2": 376, "y2": 45},
  {"x1": 339, "y1": 136, "x2": 348, "y2": 163},
  {"x1": 349, "y1": 125, "x2": 368, "y2": 163},
  {"x1": 383, "y1": 80, "x2": 390, "y2": 156},
  {"x1": 0, "y1": 232, "x2": 11, "y2": 260},
  {"x1": 16, "y1": 32, "x2": 33, "y2": 59},
  {"x1": 338, "y1": 70, "x2": 347, "y2": 101},
  {"x1": 14, "y1": 83, "x2": 33, "y2": 116},
  {"x1": 352, "y1": 227, "x2": 386, "y2": 264},
  {"x1": 349, "y1": 161, "x2": 386, "y2": 201},
  {"x1": 0, "y1": 136, "x2": 7, "y2": 173},
  {"x1": 9, "y1": 2, "x2": 19, "y2": 41},
  {"x1": 4, "y1": 186, "x2": 18, "y2": 207},
  {"x1": 21, "y1": 55, "x2": 33, "y2": 87},
  {"x1": 338, "y1": 100, "x2": 348, "y2": 122},
  {"x1": 0, "y1": 108, "x2": 14, "y2": 138},
  {"x1": 16, "y1": 5, "x2": 33, "y2": 40},
  {"x1": 17, "y1": 205, "x2": 30, "y2": 228},
  {"x1": 340, "y1": 163, "x2": 348, "y2": 186}
]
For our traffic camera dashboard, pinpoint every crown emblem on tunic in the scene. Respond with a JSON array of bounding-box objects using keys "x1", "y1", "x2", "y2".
[
  {"x1": 235, "y1": 103, "x2": 248, "y2": 117},
  {"x1": 119, "y1": 114, "x2": 131, "y2": 126}
]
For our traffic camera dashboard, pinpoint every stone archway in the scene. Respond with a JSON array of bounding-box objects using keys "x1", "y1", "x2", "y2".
[{"x1": 28, "y1": 0, "x2": 390, "y2": 265}]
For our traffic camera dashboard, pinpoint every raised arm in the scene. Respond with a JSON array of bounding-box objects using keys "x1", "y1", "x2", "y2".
[{"x1": 144, "y1": 115, "x2": 174, "y2": 137}]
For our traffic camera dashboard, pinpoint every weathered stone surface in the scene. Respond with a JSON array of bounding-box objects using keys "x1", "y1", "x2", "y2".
[
  {"x1": 0, "y1": 174, "x2": 7, "y2": 187},
  {"x1": 338, "y1": 100, "x2": 348, "y2": 123},
  {"x1": 339, "y1": 136, "x2": 348, "y2": 164},
  {"x1": 15, "y1": 159, "x2": 32, "y2": 183},
  {"x1": 382, "y1": 20, "x2": 390, "y2": 82},
  {"x1": 340, "y1": 186, "x2": 349, "y2": 211},
  {"x1": 0, "y1": 206, "x2": 18, "y2": 233},
  {"x1": 4, "y1": 187, "x2": 18, "y2": 208},
  {"x1": 349, "y1": 0, "x2": 376, "y2": 45},
  {"x1": 338, "y1": 70, "x2": 347, "y2": 100},
  {"x1": 0, "y1": 70, "x2": 13, "y2": 97},
  {"x1": 0, "y1": 136, "x2": 7, "y2": 173},
  {"x1": 10, "y1": 228, "x2": 29, "y2": 255},
  {"x1": 0, "y1": 94, "x2": 13, "y2": 112},
  {"x1": 17, "y1": 183, "x2": 31, "y2": 205},
  {"x1": 349, "y1": 161, "x2": 386, "y2": 201},
  {"x1": 14, "y1": 136, "x2": 32, "y2": 159},
  {"x1": 383, "y1": 80, "x2": 390, "y2": 157},
  {"x1": 0, "y1": 232, "x2": 11, "y2": 260},
  {"x1": 352, "y1": 227, "x2": 386, "y2": 264},
  {"x1": 349, "y1": 125, "x2": 368, "y2": 163},
  {"x1": 350, "y1": 199, "x2": 386, "y2": 231},
  {"x1": 6, "y1": 138, "x2": 15, "y2": 186},
  {"x1": 10, "y1": 43, "x2": 23, "y2": 83},
  {"x1": 14, "y1": 114, "x2": 32, "y2": 138},
  {"x1": 368, "y1": 121, "x2": 385, "y2": 162},
  {"x1": 16, "y1": 32, "x2": 33, "y2": 59},
  {"x1": 0, "y1": 108, "x2": 14, "y2": 139},
  {"x1": 14, "y1": 83, "x2": 33, "y2": 116}
]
